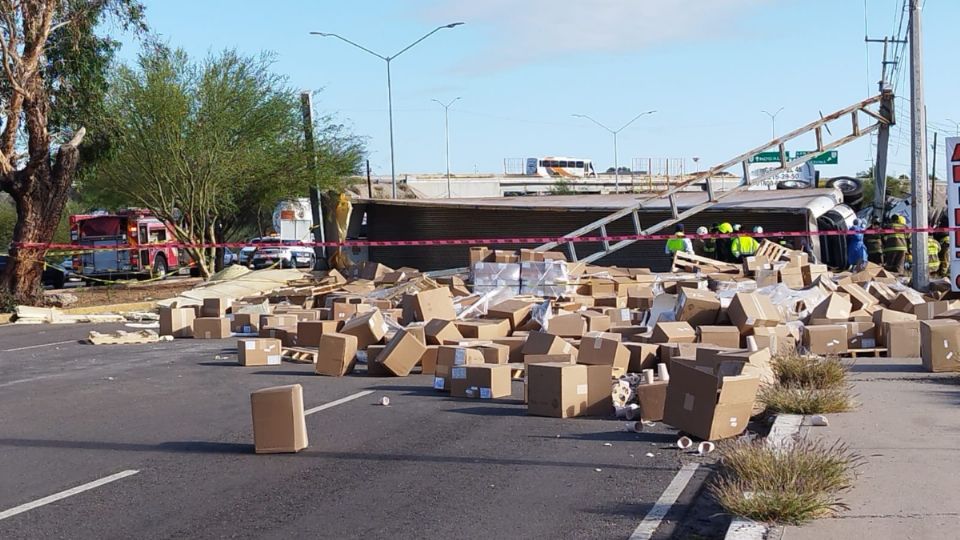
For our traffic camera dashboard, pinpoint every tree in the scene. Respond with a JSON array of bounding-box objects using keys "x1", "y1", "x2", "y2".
[
  {"x1": 85, "y1": 47, "x2": 362, "y2": 278},
  {"x1": 0, "y1": 0, "x2": 146, "y2": 304}
]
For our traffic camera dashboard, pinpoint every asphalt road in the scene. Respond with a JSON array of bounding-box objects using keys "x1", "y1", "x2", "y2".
[{"x1": 0, "y1": 323, "x2": 720, "y2": 539}]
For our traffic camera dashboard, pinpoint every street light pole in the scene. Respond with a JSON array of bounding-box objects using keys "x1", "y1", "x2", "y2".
[
  {"x1": 432, "y1": 97, "x2": 461, "y2": 198},
  {"x1": 572, "y1": 110, "x2": 656, "y2": 192},
  {"x1": 761, "y1": 107, "x2": 785, "y2": 139},
  {"x1": 947, "y1": 119, "x2": 960, "y2": 137},
  {"x1": 311, "y1": 23, "x2": 465, "y2": 199}
]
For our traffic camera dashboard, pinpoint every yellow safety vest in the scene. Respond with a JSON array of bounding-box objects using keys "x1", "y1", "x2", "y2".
[{"x1": 666, "y1": 234, "x2": 687, "y2": 254}]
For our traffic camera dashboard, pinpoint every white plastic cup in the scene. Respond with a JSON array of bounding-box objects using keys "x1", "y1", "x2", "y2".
[
  {"x1": 657, "y1": 363, "x2": 670, "y2": 382},
  {"x1": 642, "y1": 369, "x2": 656, "y2": 384}
]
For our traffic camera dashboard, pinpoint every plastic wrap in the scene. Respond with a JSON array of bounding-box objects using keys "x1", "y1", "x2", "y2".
[
  {"x1": 472, "y1": 262, "x2": 521, "y2": 294},
  {"x1": 520, "y1": 260, "x2": 570, "y2": 297}
]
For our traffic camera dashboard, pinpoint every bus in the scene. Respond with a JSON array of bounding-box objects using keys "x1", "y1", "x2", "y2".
[{"x1": 525, "y1": 157, "x2": 597, "y2": 178}]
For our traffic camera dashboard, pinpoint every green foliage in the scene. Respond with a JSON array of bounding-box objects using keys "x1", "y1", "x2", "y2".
[
  {"x1": 0, "y1": 195, "x2": 14, "y2": 253},
  {"x1": 550, "y1": 179, "x2": 575, "y2": 195},
  {"x1": 758, "y1": 355, "x2": 856, "y2": 414},
  {"x1": 711, "y1": 438, "x2": 862, "y2": 525},
  {"x1": 84, "y1": 47, "x2": 363, "y2": 274}
]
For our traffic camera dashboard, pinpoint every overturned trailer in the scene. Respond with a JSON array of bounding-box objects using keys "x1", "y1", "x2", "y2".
[{"x1": 354, "y1": 188, "x2": 855, "y2": 272}]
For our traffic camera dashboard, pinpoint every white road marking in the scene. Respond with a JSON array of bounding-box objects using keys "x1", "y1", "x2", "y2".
[
  {"x1": 0, "y1": 469, "x2": 139, "y2": 521},
  {"x1": 2, "y1": 340, "x2": 77, "y2": 352},
  {"x1": 304, "y1": 390, "x2": 374, "y2": 416},
  {"x1": 628, "y1": 463, "x2": 700, "y2": 540}
]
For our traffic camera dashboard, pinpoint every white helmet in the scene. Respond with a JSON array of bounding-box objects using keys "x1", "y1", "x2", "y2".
[
  {"x1": 753, "y1": 226, "x2": 763, "y2": 234},
  {"x1": 696, "y1": 226, "x2": 708, "y2": 235}
]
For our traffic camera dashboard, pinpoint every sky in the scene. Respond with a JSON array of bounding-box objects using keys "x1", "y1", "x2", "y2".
[{"x1": 113, "y1": 0, "x2": 958, "y2": 180}]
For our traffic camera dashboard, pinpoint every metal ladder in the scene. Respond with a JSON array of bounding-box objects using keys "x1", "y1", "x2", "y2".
[{"x1": 535, "y1": 91, "x2": 895, "y2": 263}]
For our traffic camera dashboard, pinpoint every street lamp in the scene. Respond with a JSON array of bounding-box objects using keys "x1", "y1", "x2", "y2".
[
  {"x1": 947, "y1": 118, "x2": 960, "y2": 137},
  {"x1": 761, "y1": 107, "x2": 785, "y2": 139},
  {"x1": 311, "y1": 23, "x2": 465, "y2": 198},
  {"x1": 432, "y1": 97, "x2": 460, "y2": 198},
  {"x1": 572, "y1": 110, "x2": 656, "y2": 192}
]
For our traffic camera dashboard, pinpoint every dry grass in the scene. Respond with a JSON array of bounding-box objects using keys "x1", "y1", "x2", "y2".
[
  {"x1": 711, "y1": 438, "x2": 862, "y2": 525},
  {"x1": 759, "y1": 354, "x2": 856, "y2": 414}
]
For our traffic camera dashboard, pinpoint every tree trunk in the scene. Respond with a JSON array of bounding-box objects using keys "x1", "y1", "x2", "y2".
[{"x1": 0, "y1": 137, "x2": 81, "y2": 305}]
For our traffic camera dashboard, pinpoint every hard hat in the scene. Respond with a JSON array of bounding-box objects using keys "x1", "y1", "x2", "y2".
[
  {"x1": 753, "y1": 226, "x2": 763, "y2": 234},
  {"x1": 696, "y1": 226, "x2": 708, "y2": 235},
  {"x1": 733, "y1": 224, "x2": 742, "y2": 232}
]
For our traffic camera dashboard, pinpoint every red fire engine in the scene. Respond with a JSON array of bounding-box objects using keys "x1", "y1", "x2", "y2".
[{"x1": 70, "y1": 209, "x2": 180, "y2": 279}]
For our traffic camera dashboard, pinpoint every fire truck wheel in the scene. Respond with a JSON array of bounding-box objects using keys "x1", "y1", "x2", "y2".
[{"x1": 152, "y1": 256, "x2": 168, "y2": 279}]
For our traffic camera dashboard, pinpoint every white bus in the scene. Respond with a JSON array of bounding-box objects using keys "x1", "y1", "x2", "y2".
[{"x1": 525, "y1": 157, "x2": 598, "y2": 178}]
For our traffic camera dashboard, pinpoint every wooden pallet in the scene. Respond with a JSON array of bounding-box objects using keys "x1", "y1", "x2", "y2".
[
  {"x1": 88, "y1": 330, "x2": 172, "y2": 345},
  {"x1": 671, "y1": 250, "x2": 741, "y2": 275},
  {"x1": 755, "y1": 240, "x2": 793, "y2": 262},
  {"x1": 837, "y1": 347, "x2": 887, "y2": 358},
  {"x1": 281, "y1": 347, "x2": 318, "y2": 363}
]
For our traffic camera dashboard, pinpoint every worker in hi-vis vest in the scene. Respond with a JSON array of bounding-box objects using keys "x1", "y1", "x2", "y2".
[
  {"x1": 731, "y1": 226, "x2": 761, "y2": 262},
  {"x1": 665, "y1": 224, "x2": 693, "y2": 256}
]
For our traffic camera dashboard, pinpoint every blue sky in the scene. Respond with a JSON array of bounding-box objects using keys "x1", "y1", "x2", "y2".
[{"x1": 115, "y1": 0, "x2": 957, "y2": 179}]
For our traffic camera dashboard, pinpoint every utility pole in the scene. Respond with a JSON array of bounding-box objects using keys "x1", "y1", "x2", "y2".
[
  {"x1": 909, "y1": 0, "x2": 929, "y2": 289},
  {"x1": 301, "y1": 92, "x2": 327, "y2": 268},
  {"x1": 761, "y1": 107, "x2": 784, "y2": 139},
  {"x1": 432, "y1": 97, "x2": 460, "y2": 198},
  {"x1": 931, "y1": 131, "x2": 938, "y2": 209},
  {"x1": 866, "y1": 35, "x2": 905, "y2": 224}
]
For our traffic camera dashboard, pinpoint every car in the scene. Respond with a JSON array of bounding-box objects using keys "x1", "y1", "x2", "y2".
[
  {"x1": 0, "y1": 254, "x2": 73, "y2": 289},
  {"x1": 237, "y1": 237, "x2": 273, "y2": 267},
  {"x1": 249, "y1": 245, "x2": 316, "y2": 270}
]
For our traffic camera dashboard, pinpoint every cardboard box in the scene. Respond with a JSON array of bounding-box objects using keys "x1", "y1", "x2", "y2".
[
  {"x1": 698, "y1": 326, "x2": 741, "y2": 348},
  {"x1": 340, "y1": 310, "x2": 386, "y2": 349},
  {"x1": 461, "y1": 364, "x2": 513, "y2": 399},
  {"x1": 920, "y1": 320, "x2": 960, "y2": 372},
  {"x1": 296, "y1": 320, "x2": 341, "y2": 347},
  {"x1": 549, "y1": 313, "x2": 588, "y2": 338},
  {"x1": 605, "y1": 307, "x2": 634, "y2": 328},
  {"x1": 410, "y1": 287, "x2": 456, "y2": 322},
  {"x1": 576, "y1": 334, "x2": 630, "y2": 376},
  {"x1": 376, "y1": 329, "x2": 428, "y2": 377},
  {"x1": 492, "y1": 250, "x2": 518, "y2": 263},
  {"x1": 581, "y1": 311, "x2": 612, "y2": 333},
  {"x1": 872, "y1": 309, "x2": 917, "y2": 346},
  {"x1": 332, "y1": 302, "x2": 373, "y2": 322},
  {"x1": 889, "y1": 292, "x2": 926, "y2": 314},
  {"x1": 751, "y1": 326, "x2": 797, "y2": 356},
  {"x1": 491, "y1": 336, "x2": 527, "y2": 363},
  {"x1": 478, "y1": 343, "x2": 511, "y2": 364},
  {"x1": 593, "y1": 295, "x2": 626, "y2": 308},
  {"x1": 193, "y1": 317, "x2": 230, "y2": 339},
  {"x1": 250, "y1": 384, "x2": 308, "y2": 453},
  {"x1": 260, "y1": 314, "x2": 299, "y2": 330},
  {"x1": 365, "y1": 345, "x2": 391, "y2": 376},
  {"x1": 202, "y1": 297, "x2": 232, "y2": 318},
  {"x1": 583, "y1": 364, "x2": 614, "y2": 417},
  {"x1": 636, "y1": 380, "x2": 668, "y2": 422},
  {"x1": 284, "y1": 309, "x2": 320, "y2": 322},
  {"x1": 663, "y1": 361, "x2": 760, "y2": 441},
  {"x1": 525, "y1": 353, "x2": 575, "y2": 365},
  {"x1": 589, "y1": 279, "x2": 617, "y2": 296},
  {"x1": 809, "y1": 293, "x2": 852, "y2": 323},
  {"x1": 231, "y1": 313, "x2": 260, "y2": 334},
  {"x1": 676, "y1": 288, "x2": 720, "y2": 326},
  {"x1": 839, "y1": 282, "x2": 877, "y2": 311},
  {"x1": 424, "y1": 319, "x2": 463, "y2": 345},
  {"x1": 885, "y1": 321, "x2": 920, "y2": 358},
  {"x1": 487, "y1": 299, "x2": 534, "y2": 330},
  {"x1": 803, "y1": 325, "x2": 848, "y2": 355},
  {"x1": 727, "y1": 292, "x2": 783, "y2": 333},
  {"x1": 624, "y1": 343, "x2": 660, "y2": 372},
  {"x1": 914, "y1": 300, "x2": 954, "y2": 321},
  {"x1": 470, "y1": 246, "x2": 492, "y2": 265},
  {"x1": 844, "y1": 321, "x2": 877, "y2": 349},
  {"x1": 315, "y1": 333, "x2": 358, "y2": 376},
  {"x1": 627, "y1": 286, "x2": 655, "y2": 310},
  {"x1": 420, "y1": 345, "x2": 440, "y2": 374},
  {"x1": 778, "y1": 266, "x2": 805, "y2": 289},
  {"x1": 527, "y1": 362, "x2": 589, "y2": 418},
  {"x1": 522, "y1": 332, "x2": 576, "y2": 358},
  {"x1": 455, "y1": 319, "x2": 511, "y2": 339},
  {"x1": 650, "y1": 322, "x2": 696, "y2": 344},
  {"x1": 238, "y1": 338, "x2": 282, "y2": 367},
  {"x1": 434, "y1": 346, "x2": 485, "y2": 391},
  {"x1": 160, "y1": 306, "x2": 196, "y2": 338}
]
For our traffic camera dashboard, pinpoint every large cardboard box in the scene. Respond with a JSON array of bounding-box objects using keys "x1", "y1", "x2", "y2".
[
  {"x1": 238, "y1": 338, "x2": 282, "y2": 367},
  {"x1": 250, "y1": 384, "x2": 308, "y2": 453},
  {"x1": 873, "y1": 309, "x2": 917, "y2": 346},
  {"x1": 376, "y1": 329, "x2": 428, "y2": 377},
  {"x1": 434, "y1": 346, "x2": 485, "y2": 391},
  {"x1": 410, "y1": 287, "x2": 456, "y2": 322},
  {"x1": 727, "y1": 292, "x2": 782, "y2": 333},
  {"x1": 491, "y1": 336, "x2": 527, "y2": 363},
  {"x1": 296, "y1": 320, "x2": 341, "y2": 347},
  {"x1": 478, "y1": 343, "x2": 511, "y2": 364},
  {"x1": 193, "y1": 317, "x2": 231, "y2": 339},
  {"x1": 699, "y1": 326, "x2": 741, "y2": 348},
  {"x1": 809, "y1": 293, "x2": 852, "y2": 323},
  {"x1": 525, "y1": 353, "x2": 575, "y2": 365},
  {"x1": 839, "y1": 282, "x2": 877, "y2": 311},
  {"x1": 231, "y1": 313, "x2": 260, "y2": 334},
  {"x1": 920, "y1": 320, "x2": 960, "y2": 372},
  {"x1": 522, "y1": 332, "x2": 576, "y2": 357},
  {"x1": 455, "y1": 319, "x2": 511, "y2": 339},
  {"x1": 751, "y1": 326, "x2": 797, "y2": 356},
  {"x1": 637, "y1": 380, "x2": 669, "y2": 422},
  {"x1": 675, "y1": 288, "x2": 720, "y2": 326},
  {"x1": 624, "y1": 343, "x2": 660, "y2": 372},
  {"x1": 424, "y1": 319, "x2": 463, "y2": 345},
  {"x1": 340, "y1": 310, "x2": 386, "y2": 350},
  {"x1": 844, "y1": 321, "x2": 877, "y2": 349},
  {"x1": 650, "y1": 322, "x2": 696, "y2": 344},
  {"x1": 803, "y1": 325, "x2": 848, "y2": 355},
  {"x1": 420, "y1": 345, "x2": 440, "y2": 374},
  {"x1": 581, "y1": 311, "x2": 612, "y2": 333},
  {"x1": 527, "y1": 362, "x2": 589, "y2": 418},
  {"x1": 628, "y1": 286, "x2": 655, "y2": 310},
  {"x1": 160, "y1": 306, "x2": 196, "y2": 338},
  {"x1": 663, "y1": 361, "x2": 760, "y2": 441},
  {"x1": 889, "y1": 291, "x2": 926, "y2": 314},
  {"x1": 462, "y1": 364, "x2": 513, "y2": 399},
  {"x1": 202, "y1": 297, "x2": 232, "y2": 318},
  {"x1": 315, "y1": 332, "x2": 358, "y2": 376},
  {"x1": 914, "y1": 300, "x2": 954, "y2": 321},
  {"x1": 549, "y1": 313, "x2": 588, "y2": 338},
  {"x1": 576, "y1": 334, "x2": 630, "y2": 376},
  {"x1": 332, "y1": 301, "x2": 374, "y2": 322},
  {"x1": 487, "y1": 299, "x2": 534, "y2": 330},
  {"x1": 583, "y1": 364, "x2": 614, "y2": 417},
  {"x1": 885, "y1": 321, "x2": 920, "y2": 358}
]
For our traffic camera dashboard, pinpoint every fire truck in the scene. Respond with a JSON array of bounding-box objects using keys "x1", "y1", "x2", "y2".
[{"x1": 70, "y1": 209, "x2": 180, "y2": 280}]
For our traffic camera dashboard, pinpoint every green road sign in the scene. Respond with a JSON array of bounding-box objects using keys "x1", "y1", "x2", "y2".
[{"x1": 749, "y1": 150, "x2": 839, "y2": 165}]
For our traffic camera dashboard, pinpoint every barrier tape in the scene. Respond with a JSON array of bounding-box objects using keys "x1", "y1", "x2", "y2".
[{"x1": 9, "y1": 226, "x2": 955, "y2": 254}]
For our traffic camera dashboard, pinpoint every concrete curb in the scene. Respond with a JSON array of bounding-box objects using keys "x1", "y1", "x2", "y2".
[
  {"x1": 63, "y1": 301, "x2": 158, "y2": 315},
  {"x1": 723, "y1": 414, "x2": 804, "y2": 540},
  {"x1": 0, "y1": 313, "x2": 12, "y2": 325}
]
